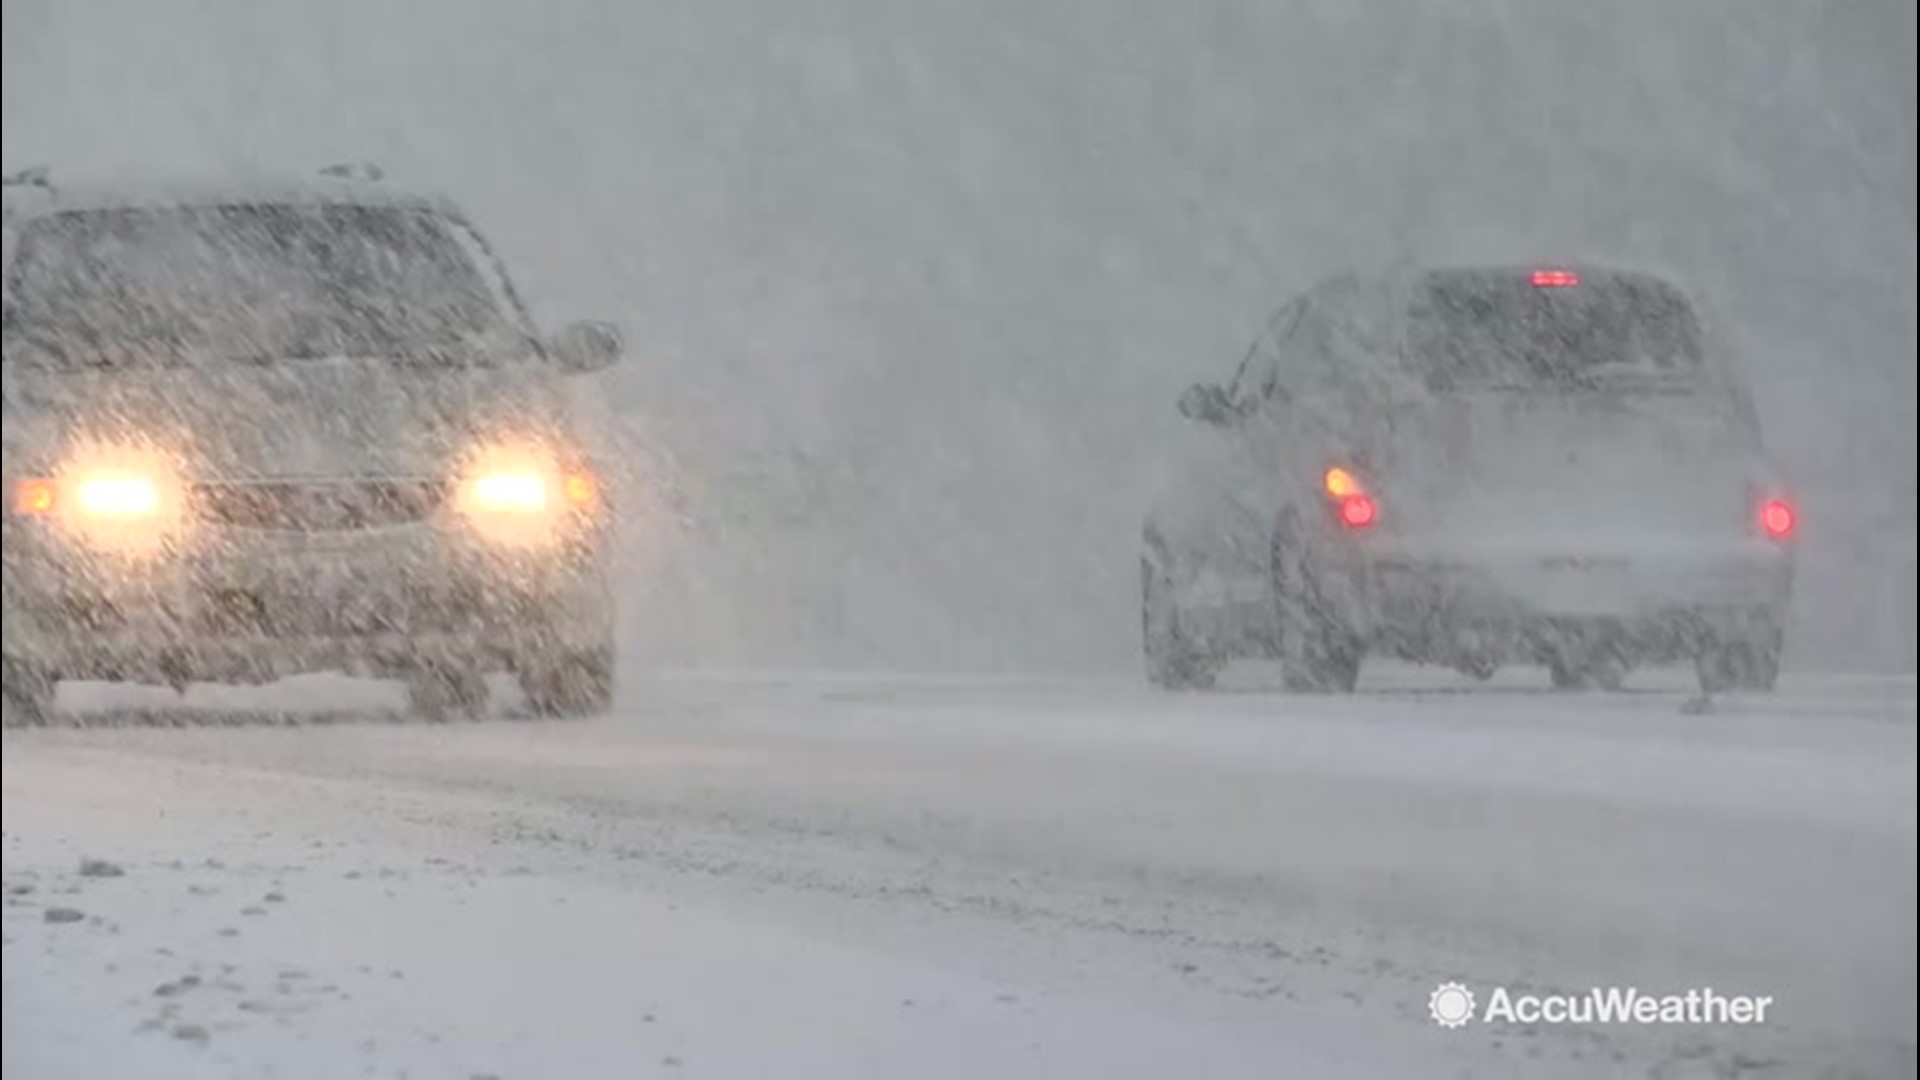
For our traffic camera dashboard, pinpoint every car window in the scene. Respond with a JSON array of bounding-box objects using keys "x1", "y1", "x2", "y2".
[
  {"x1": 1408, "y1": 269, "x2": 1706, "y2": 391},
  {"x1": 3, "y1": 204, "x2": 528, "y2": 366},
  {"x1": 1233, "y1": 278, "x2": 1386, "y2": 414}
]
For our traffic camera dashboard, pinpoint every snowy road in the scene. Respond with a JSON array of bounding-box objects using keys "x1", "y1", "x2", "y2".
[{"x1": 4, "y1": 667, "x2": 1914, "y2": 1079}]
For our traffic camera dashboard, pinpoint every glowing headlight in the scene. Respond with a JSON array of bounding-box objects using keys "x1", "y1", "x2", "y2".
[
  {"x1": 457, "y1": 462, "x2": 600, "y2": 517},
  {"x1": 73, "y1": 474, "x2": 165, "y2": 518},
  {"x1": 466, "y1": 470, "x2": 552, "y2": 514},
  {"x1": 454, "y1": 446, "x2": 601, "y2": 547},
  {"x1": 10, "y1": 472, "x2": 168, "y2": 519},
  {"x1": 20, "y1": 446, "x2": 187, "y2": 555}
]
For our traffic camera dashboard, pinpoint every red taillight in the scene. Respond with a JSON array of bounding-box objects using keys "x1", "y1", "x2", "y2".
[
  {"x1": 1324, "y1": 466, "x2": 1377, "y2": 530},
  {"x1": 1531, "y1": 269, "x2": 1580, "y2": 288},
  {"x1": 1338, "y1": 494, "x2": 1377, "y2": 529},
  {"x1": 1759, "y1": 498, "x2": 1796, "y2": 541}
]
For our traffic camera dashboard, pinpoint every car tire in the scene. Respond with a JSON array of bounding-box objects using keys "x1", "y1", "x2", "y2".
[
  {"x1": 1735, "y1": 617, "x2": 1784, "y2": 692},
  {"x1": 1548, "y1": 659, "x2": 1588, "y2": 691},
  {"x1": 1738, "y1": 642, "x2": 1782, "y2": 692},
  {"x1": 1696, "y1": 636, "x2": 1780, "y2": 696},
  {"x1": 405, "y1": 665, "x2": 490, "y2": 722},
  {"x1": 519, "y1": 646, "x2": 615, "y2": 718},
  {"x1": 1548, "y1": 651, "x2": 1626, "y2": 692},
  {"x1": 1271, "y1": 514, "x2": 1361, "y2": 694},
  {"x1": 1141, "y1": 556, "x2": 1217, "y2": 691},
  {"x1": 1, "y1": 656, "x2": 55, "y2": 727}
]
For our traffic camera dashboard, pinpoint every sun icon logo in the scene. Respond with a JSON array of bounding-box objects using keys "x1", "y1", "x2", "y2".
[{"x1": 1429, "y1": 982, "x2": 1476, "y2": 1028}]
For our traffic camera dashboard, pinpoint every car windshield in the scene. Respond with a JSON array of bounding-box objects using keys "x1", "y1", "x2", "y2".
[
  {"x1": 2, "y1": 204, "x2": 525, "y2": 366},
  {"x1": 1409, "y1": 270, "x2": 1705, "y2": 390}
]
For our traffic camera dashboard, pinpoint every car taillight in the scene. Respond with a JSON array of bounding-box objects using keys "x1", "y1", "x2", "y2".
[
  {"x1": 1759, "y1": 497, "x2": 1796, "y2": 541},
  {"x1": 1323, "y1": 466, "x2": 1377, "y2": 530},
  {"x1": 1531, "y1": 269, "x2": 1580, "y2": 288},
  {"x1": 1338, "y1": 494, "x2": 1378, "y2": 529}
]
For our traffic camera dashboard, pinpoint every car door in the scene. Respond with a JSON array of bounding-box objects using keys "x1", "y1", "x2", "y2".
[{"x1": 1157, "y1": 294, "x2": 1327, "y2": 608}]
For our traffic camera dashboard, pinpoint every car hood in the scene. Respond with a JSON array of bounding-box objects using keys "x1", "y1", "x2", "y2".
[{"x1": 5, "y1": 358, "x2": 573, "y2": 479}]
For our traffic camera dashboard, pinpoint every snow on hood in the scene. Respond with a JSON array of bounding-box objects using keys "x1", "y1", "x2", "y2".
[{"x1": 7, "y1": 356, "x2": 571, "y2": 478}]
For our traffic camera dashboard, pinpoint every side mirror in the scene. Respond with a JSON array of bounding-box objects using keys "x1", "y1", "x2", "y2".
[
  {"x1": 551, "y1": 321, "x2": 622, "y2": 374},
  {"x1": 1177, "y1": 383, "x2": 1235, "y2": 426}
]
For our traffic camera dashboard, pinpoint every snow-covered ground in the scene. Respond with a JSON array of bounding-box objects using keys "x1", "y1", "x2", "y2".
[{"x1": 4, "y1": 666, "x2": 1915, "y2": 1079}]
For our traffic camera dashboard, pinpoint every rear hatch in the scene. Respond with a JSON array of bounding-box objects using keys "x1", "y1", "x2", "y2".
[{"x1": 1378, "y1": 268, "x2": 1760, "y2": 554}]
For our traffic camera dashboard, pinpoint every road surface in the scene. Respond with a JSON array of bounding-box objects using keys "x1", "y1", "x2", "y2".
[{"x1": 4, "y1": 666, "x2": 1915, "y2": 1079}]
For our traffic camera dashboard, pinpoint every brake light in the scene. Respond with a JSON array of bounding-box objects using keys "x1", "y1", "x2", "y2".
[
  {"x1": 1323, "y1": 466, "x2": 1378, "y2": 530},
  {"x1": 1531, "y1": 269, "x2": 1580, "y2": 288},
  {"x1": 1338, "y1": 494, "x2": 1378, "y2": 529},
  {"x1": 1759, "y1": 498, "x2": 1796, "y2": 541}
]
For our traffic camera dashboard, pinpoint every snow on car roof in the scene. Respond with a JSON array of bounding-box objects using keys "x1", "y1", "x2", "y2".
[{"x1": 2, "y1": 171, "x2": 463, "y2": 222}]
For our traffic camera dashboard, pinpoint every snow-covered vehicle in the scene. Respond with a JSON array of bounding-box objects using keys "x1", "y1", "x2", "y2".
[
  {"x1": 1142, "y1": 265, "x2": 1795, "y2": 694},
  {"x1": 1, "y1": 168, "x2": 623, "y2": 722}
]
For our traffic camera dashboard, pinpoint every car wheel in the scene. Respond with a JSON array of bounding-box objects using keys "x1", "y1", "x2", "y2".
[
  {"x1": 1548, "y1": 650, "x2": 1626, "y2": 692},
  {"x1": 1733, "y1": 618, "x2": 1784, "y2": 692},
  {"x1": 1738, "y1": 642, "x2": 1781, "y2": 692},
  {"x1": 1141, "y1": 556, "x2": 1216, "y2": 690},
  {"x1": 1, "y1": 656, "x2": 55, "y2": 727},
  {"x1": 1696, "y1": 636, "x2": 1779, "y2": 696},
  {"x1": 405, "y1": 665, "x2": 490, "y2": 722},
  {"x1": 1271, "y1": 515, "x2": 1361, "y2": 694},
  {"x1": 1548, "y1": 658, "x2": 1589, "y2": 690},
  {"x1": 1589, "y1": 657, "x2": 1628, "y2": 691},
  {"x1": 519, "y1": 646, "x2": 615, "y2": 718},
  {"x1": 1460, "y1": 656, "x2": 1499, "y2": 682}
]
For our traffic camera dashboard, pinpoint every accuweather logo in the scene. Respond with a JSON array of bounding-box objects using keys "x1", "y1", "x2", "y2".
[
  {"x1": 1429, "y1": 983, "x2": 1477, "y2": 1028},
  {"x1": 1428, "y1": 983, "x2": 1775, "y2": 1028}
]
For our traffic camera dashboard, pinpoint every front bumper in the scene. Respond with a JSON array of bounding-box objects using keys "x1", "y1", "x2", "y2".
[{"x1": 2, "y1": 522, "x2": 613, "y2": 682}]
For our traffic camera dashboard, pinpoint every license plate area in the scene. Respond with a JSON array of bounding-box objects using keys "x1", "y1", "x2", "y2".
[
  {"x1": 199, "y1": 583, "x2": 412, "y2": 637},
  {"x1": 1532, "y1": 556, "x2": 1633, "y2": 614}
]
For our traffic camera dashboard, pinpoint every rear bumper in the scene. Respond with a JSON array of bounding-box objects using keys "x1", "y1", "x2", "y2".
[{"x1": 1355, "y1": 538, "x2": 1792, "y2": 663}]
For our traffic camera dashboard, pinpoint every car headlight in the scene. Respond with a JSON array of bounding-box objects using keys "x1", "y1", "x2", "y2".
[
  {"x1": 12, "y1": 471, "x2": 168, "y2": 521},
  {"x1": 465, "y1": 470, "x2": 553, "y2": 514},
  {"x1": 455, "y1": 446, "x2": 601, "y2": 546},
  {"x1": 73, "y1": 474, "x2": 165, "y2": 518},
  {"x1": 11, "y1": 449, "x2": 187, "y2": 554},
  {"x1": 459, "y1": 467, "x2": 599, "y2": 515}
]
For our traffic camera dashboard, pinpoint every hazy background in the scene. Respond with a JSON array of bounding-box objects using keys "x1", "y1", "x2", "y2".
[{"x1": 5, "y1": 0, "x2": 1914, "y2": 673}]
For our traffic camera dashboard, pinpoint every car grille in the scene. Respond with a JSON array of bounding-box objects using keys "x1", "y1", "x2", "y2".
[
  {"x1": 195, "y1": 583, "x2": 490, "y2": 637},
  {"x1": 190, "y1": 480, "x2": 450, "y2": 532}
]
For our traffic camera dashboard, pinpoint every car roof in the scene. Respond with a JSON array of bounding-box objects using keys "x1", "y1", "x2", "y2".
[
  {"x1": 1369, "y1": 262, "x2": 1692, "y2": 299},
  {"x1": 2, "y1": 172, "x2": 463, "y2": 223},
  {"x1": 1415, "y1": 263, "x2": 1683, "y2": 290}
]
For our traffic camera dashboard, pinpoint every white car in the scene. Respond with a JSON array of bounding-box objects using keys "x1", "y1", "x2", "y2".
[
  {"x1": 2, "y1": 168, "x2": 623, "y2": 722},
  {"x1": 1142, "y1": 265, "x2": 1795, "y2": 694}
]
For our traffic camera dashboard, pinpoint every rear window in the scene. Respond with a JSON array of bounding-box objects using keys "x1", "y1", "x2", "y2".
[{"x1": 1408, "y1": 269, "x2": 1705, "y2": 391}]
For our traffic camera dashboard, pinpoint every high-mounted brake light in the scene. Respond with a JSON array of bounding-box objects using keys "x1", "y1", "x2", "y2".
[
  {"x1": 1759, "y1": 498, "x2": 1796, "y2": 541},
  {"x1": 1323, "y1": 466, "x2": 1377, "y2": 530},
  {"x1": 1531, "y1": 269, "x2": 1580, "y2": 288}
]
